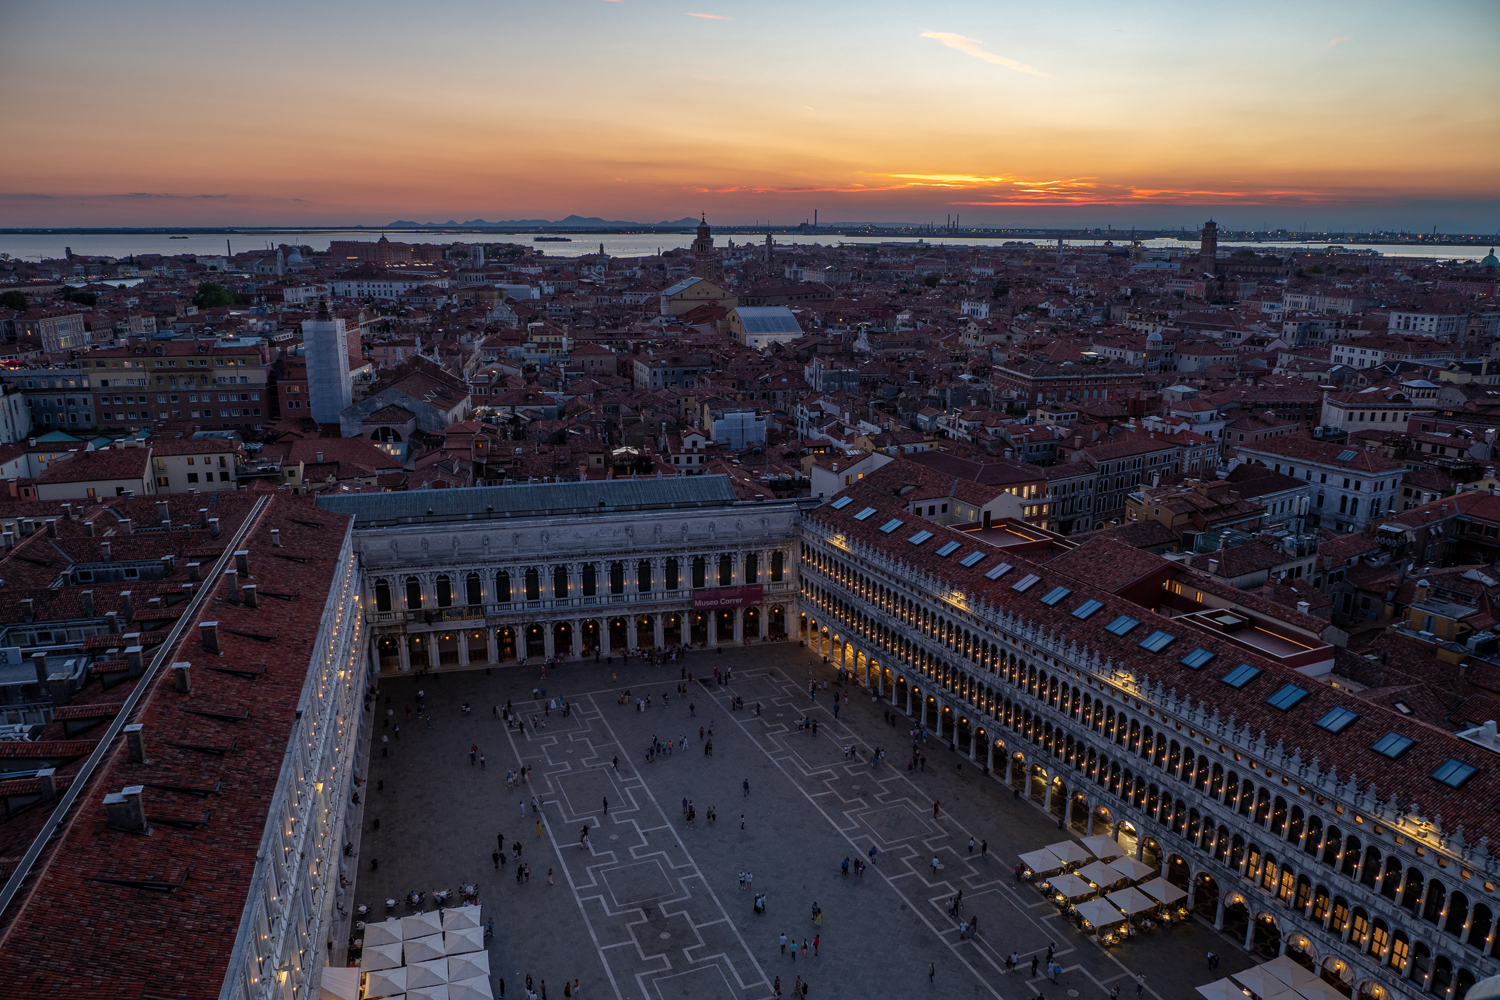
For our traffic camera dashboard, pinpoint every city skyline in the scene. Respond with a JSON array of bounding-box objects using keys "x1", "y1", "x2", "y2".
[{"x1": 2, "y1": 0, "x2": 1498, "y2": 231}]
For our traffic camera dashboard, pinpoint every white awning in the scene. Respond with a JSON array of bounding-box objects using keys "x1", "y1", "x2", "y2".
[
  {"x1": 444, "y1": 925, "x2": 485, "y2": 956},
  {"x1": 1107, "y1": 856, "x2": 1156, "y2": 883},
  {"x1": 1232, "y1": 968, "x2": 1303, "y2": 999},
  {"x1": 405, "y1": 959, "x2": 448, "y2": 990},
  {"x1": 407, "y1": 987, "x2": 451, "y2": 1000},
  {"x1": 1048, "y1": 873, "x2": 1097, "y2": 901},
  {"x1": 1075, "y1": 861, "x2": 1126, "y2": 889},
  {"x1": 319, "y1": 967, "x2": 361, "y2": 1000},
  {"x1": 1195, "y1": 978, "x2": 1246, "y2": 1000},
  {"x1": 447, "y1": 951, "x2": 490, "y2": 983},
  {"x1": 404, "y1": 933, "x2": 447, "y2": 964},
  {"x1": 1074, "y1": 897, "x2": 1126, "y2": 929},
  {"x1": 401, "y1": 911, "x2": 444, "y2": 940},
  {"x1": 447, "y1": 977, "x2": 495, "y2": 1000},
  {"x1": 1261, "y1": 955, "x2": 1321, "y2": 990}
]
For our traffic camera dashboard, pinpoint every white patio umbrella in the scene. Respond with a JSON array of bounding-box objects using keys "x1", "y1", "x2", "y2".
[
  {"x1": 1137, "y1": 877, "x2": 1187, "y2": 906},
  {"x1": 1289, "y1": 985, "x2": 1341, "y2": 1000},
  {"x1": 364, "y1": 967, "x2": 407, "y2": 999},
  {"x1": 1080, "y1": 834, "x2": 1123, "y2": 861},
  {"x1": 1105, "y1": 887, "x2": 1157, "y2": 916},
  {"x1": 1048, "y1": 873, "x2": 1097, "y2": 901},
  {"x1": 1196, "y1": 978, "x2": 1249, "y2": 1000},
  {"x1": 1107, "y1": 857, "x2": 1157, "y2": 883},
  {"x1": 407, "y1": 987, "x2": 450, "y2": 1000},
  {"x1": 447, "y1": 977, "x2": 495, "y2": 1000},
  {"x1": 446, "y1": 951, "x2": 490, "y2": 982},
  {"x1": 405, "y1": 959, "x2": 449, "y2": 990},
  {"x1": 444, "y1": 925, "x2": 485, "y2": 955},
  {"x1": 402, "y1": 911, "x2": 444, "y2": 940},
  {"x1": 404, "y1": 933, "x2": 447, "y2": 964},
  {"x1": 1261, "y1": 956, "x2": 1321, "y2": 989},
  {"x1": 1075, "y1": 861, "x2": 1126, "y2": 889},
  {"x1": 364, "y1": 918, "x2": 406, "y2": 947},
  {"x1": 360, "y1": 942, "x2": 404, "y2": 972},
  {"x1": 441, "y1": 905, "x2": 482, "y2": 931},
  {"x1": 1046, "y1": 840, "x2": 1094, "y2": 865},
  {"x1": 1018, "y1": 847, "x2": 1065, "y2": 875},
  {"x1": 320, "y1": 967, "x2": 361, "y2": 1000},
  {"x1": 1232, "y1": 968, "x2": 1302, "y2": 1000},
  {"x1": 1074, "y1": 897, "x2": 1126, "y2": 930}
]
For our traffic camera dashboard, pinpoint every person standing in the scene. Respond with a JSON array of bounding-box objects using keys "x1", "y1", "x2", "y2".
[
  {"x1": 980, "y1": 839, "x2": 987, "y2": 858},
  {"x1": 780, "y1": 932, "x2": 787, "y2": 954},
  {"x1": 743, "y1": 778, "x2": 750, "y2": 797},
  {"x1": 967, "y1": 837, "x2": 975, "y2": 854},
  {"x1": 928, "y1": 962, "x2": 935, "y2": 984},
  {"x1": 1031, "y1": 955, "x2": 1039, "y2": 977},
  {"x1": 813, "y1": 934, "x2": 819, "y2": 956},
  {"x1": 493, "y1": 850, "x2": 501, "y2": 870},
  {"x1": 1135, "y1": 973, "x2": 1146, "y2": 995}
]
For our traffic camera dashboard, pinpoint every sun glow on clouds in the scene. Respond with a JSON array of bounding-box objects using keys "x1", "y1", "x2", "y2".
[
  {"x1": 687, "y1": 12, "x2": 732, "y2": 20},
  {"x1": 919, "y1": 32, "x2": 1048, "y2": 76}
]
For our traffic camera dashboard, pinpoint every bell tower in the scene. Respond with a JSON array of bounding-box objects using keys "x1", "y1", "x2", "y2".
[
  {"x1": 1200, "y1": 219, "x2": 1218, "y2": 275},
  {"x1": 692, "y1": 214, "x2": 714, "y2": 278}
]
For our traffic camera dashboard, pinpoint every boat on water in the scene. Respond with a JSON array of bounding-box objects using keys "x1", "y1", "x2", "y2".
[
  {"x1": 168, "y1": 235, "x2": 189, "y2": 239},
  {"x1": 533, "y1": 236, "x2": 572, "y2": 242}
]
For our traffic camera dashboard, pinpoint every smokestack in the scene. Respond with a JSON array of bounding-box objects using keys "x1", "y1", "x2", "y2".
[
  {"x1": 2, "y1": 531, "x2": 12, "y2": 551},
  {"x1": 32, "y1": 651, "x2": 48, "y2": 686},
  {"x1": 241, "y1": 583, "x2": 258, "y2": 608},
  {"x1": 105, "y1": 610, "x2": 119, "y2": 634},
  {"x1": 103, "y1": 785, "x2": 150, "y2": 835},
  {"x1": 234, "y1": 550, "x2": 249, "y2": 575},
  {"x1": 224, "y1": 568, "x2": 239, "y2": 601},
  {"x1": 124, "y1": 724, "x2": 148, "y2": 763},
  {"x1": 45, "y1": 518, "x2": 56, "y2": 538},
  {"x1": 36, "y1": 769, "x2": 57, "y2": 805},
  {"x1": 187, "y1": 561, "x2": 201, "y2": 582},
  {"x1": 84, "y1": 521, "x2": 95, "y2": 537},
  {"x1": 172, "y1": 661, "x2": 191, "y2": 694},
  {"x1": 209, "y1": 517, "x2": 220, "y2": 539},
  {"x1": 199, "y1": 508, "x2": 209, "y2": 527},
  {"x1": 200, "y1": 621, "x2": 219, "y2": 654}
]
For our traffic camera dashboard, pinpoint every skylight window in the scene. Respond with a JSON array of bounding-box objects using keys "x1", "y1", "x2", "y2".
[
  {"x1": 879, "y1": 518, "x2": 904, "y2": 534},
  {"x1": 935, "y1": 541, "x2": 961, "y2": 557},
  {"x1": 983, "y1": 562, "x2": 1013, "y2": 581},
  {"x1": 1316, "y1": 706, "x2": 1359, "y2": 733},
  {"x1": 1336, "y1": 449, "x2": 1358, "y2": 461},
  {"x1": 1105, "y1": 615, "x2": 1139, "y2": 636},
  {"x1": 1221, "y1": 663, "x2": 1261, "y2": 688},
  {"x1": 1266, "y1": 684, "x2": 1309, "y2": 711},
  {"x1": 1180, "y1": 648, "x2": 1214, "y2": 669},
  {"x1": 853, "y1": 506, "x2": 877, "y2": 521},
  {"x1": 1012, "y1": 574, "x2": 1041, "y2": 592},
  {"x1": 1372, "y1": 732, "x2": 1414, "y2": 758},
  {"x1": 1040, "y1": 585, "x2": 1071, "y2": 606},
  {"x1": 1138, "y1": 630, "x2": 1175, "y2": 652},
  {"x1": 1433, "y1": 758, "x2": 1477, "y2": 788},
  {"x1": 959, "y1": 551, "x2": 986, "y2": 568},
  {"x1": 908, "y1": 530, "x2": 934, "y2": 545},
  {"x1": 1072, "y1": 599, "x2": 1103, "y2": 619},
  {"x1": 830, "y1": 496, "x2": 854, "y2": 509}
]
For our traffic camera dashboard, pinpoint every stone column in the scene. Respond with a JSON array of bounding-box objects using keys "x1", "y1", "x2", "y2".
[
  {"x1": 1214, "y1": 897, "x2": 1225, "y2": 931},
  {"x1": 572, "y1": 620, "x2": 584, "y2": 657},
  {"x1": 707, "y1": 613, "x2": 718, "y2": 646},
  {"x1": 654, "y1": 614, "x2": 665, "y2": 649},
  {"x1": 543, "y1": 624, "x2": 556, "y2": 659},
  {"x1": 1043, "y1": 771, "x2": 1054, "y2": 814},
  {"x1": 1243, "y1": 918, "x2": 1256, "y2": 951},
  {"x1": 759, "y1": 605, "x2": 769, "y2": 640},
  {"x1": 487, "y1": 630, "x2": 498, "y2": 664},
  {"x1": 458, "y1": 635, "x2": 471, "y2": 666},
  {"x1": 600, "y1": 621, "x2": 612, "y2": 657},
  {"x1": 733, "y1": 607, "x2": 744, "y2": 642},
  {"x1": 905, "y1": 685, "x2": 913, "y2": 715},
  {"x1": 427, "y1": 638, "x2": 440, "y2": 670},
  {"x1": 399, "y1": 639, "x2": 411, "y2": 672}
]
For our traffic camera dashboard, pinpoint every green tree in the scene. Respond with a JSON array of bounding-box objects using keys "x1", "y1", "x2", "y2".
[
  {"x1": 58, "y1": 287, "x2": 97, "y2": 307},
  {"x1": 923, "y1": 273, "x2": 941, "y2": 288},
  {"x1": 0, "y1": 290, "x2": 27, "y2": 311},
  {"x1": 193, "y1": 281, "x2": 234, "y2": 308}
]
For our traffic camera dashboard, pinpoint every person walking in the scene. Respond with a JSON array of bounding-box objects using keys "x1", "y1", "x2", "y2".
[
  {"x1": 743, "y1": 778, "x2": 750, "y2": 797},
  {"x1": 493, "y1": 850, "x2": 501, "y2": 870},
  {"x1": 933, "y1": 801, "x2": 940, "y2": 819},
  {"x1": 479, "y1": 754, "x2": 486, "y2": 769},
  {"x1": 928, "y1": 962, "x2": 935, "y2": 984},
  {"x1": 980, "y1": 839, "x2": 987, "y2": 858},
  {"x1": 1030, "y1": 955, "x2": 1039, "y2": 977},
  {"x1": 547, "y1": 868, "x2": 554, "y2": 885},
  {"x1": 967, "y1": 837, "x2": 975, "y2": 854},
  {"x1": 1135, "y1": 973, "x2": 1146, "y2": 996},
  {"x1": 780, "y1": 932, "x2": 787, "y2": 954},
  {"x1": 813, "y1": 934, "x2": 819, "y2": 956},
  {"x1": 603, "y1": 796, "x2": 609, "y2": 814},
  {"x1": 470, "y1": 744, "x2": 478, "y2": 765}
]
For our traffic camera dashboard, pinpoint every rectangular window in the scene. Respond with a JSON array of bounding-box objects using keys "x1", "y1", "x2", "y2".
[
  {"x1": 853, "y1": 506, "x2": 877, "y2": 520},
  {"x1": 983, "y1": 561, "x2": 1012, "y2": 580},
  {"x1": 1221, "y1": 663, "x2": 1261, "y2": 688},
  {"x1": 1432, "y1": 758, "x2": 1477, "y2": 788},
  {"x1": 1138, "y1": 630, "x2": 1175, "y2": 652},
  {"x1": 907, "y1": 530, "x2": 933, "y2": 545},
  {"x1": 1072, "y1": 598, "x2": 1103, "y2": 619},
  {"x1": 878, "y1": 518, "x2": 904, "y2": 534},
  {"x1": 1105, "y1": 615, "x2": 1139, "y2": 636},
  {"x1": 934, "y1": 541, "x2": 960, "y2": 557},
  {"x1": 1372, "y1": 732, "x2": 1413, "y2": 758},
  {"x1": 1180, "y1": 648, "x2": 1214, "y2": 669},
  {"x1": 959, "y1": 551, "x2": 986, "y2": 568},
  {"x1": 1266, "y1": 684, "x2": 1309, "y2": 711},
  {"x1": 1039, "y1": 585, "x2": 1070, "y2": 605},
  {"x1": 1316, "y1": 706, "x2": 1359, "y2": 733},
  {"x1": 829, "y1": 496, "x2": 853, "y2": 509},
  {"x1": 1012, "y1": 573, "x2": 1041, "y2": 592}
]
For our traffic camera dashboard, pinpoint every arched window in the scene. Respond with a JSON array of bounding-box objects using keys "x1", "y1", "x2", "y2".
[
  {"x1": 524, "y1": 568, "x2": 540, "y2": 602},
  {"x1": 665, "y1": 558, "x2": 679, "y2": 590},
  {"x1": 582, "y1": 564, "x2": 597, "y2": 597},
  {"x1": 638, "y1": 560, "x2": 652, "y2": 593},
  {"x1": 610, "y1": 561, "x2": 625, "y2": 595},
  {"x1": 554, "y1": 566, "x2": 569, "y2": 600},
  {"x1": 495, "y1": 571, "x2": 511, "y2": 604},
  {"x1": 435, "y1": 574, "x2": 452, "y2": 607},
  {"x1": 693, "y1": 556, "x2": 706, "y2": 590},
  {"x1": 374, "y1": 578, "x2": 392, "y2": 612},
  {"x1": 405, "y1": 576, "x2": 422, "y2": 610},
  {"x1": 745, "y1": 553, "x2": 759, "y2": 584},
  {"x1": 466, "y1": 572, "x2": 482, "y2": 607},
  {"x1": 719, "y1": 554, "x2": 733, "y2": 586}
]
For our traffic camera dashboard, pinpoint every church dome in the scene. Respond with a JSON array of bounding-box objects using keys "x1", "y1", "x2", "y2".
[
  {"x1": 1147, "y1": 331, "x2": 1163, "y2": 342},
  {"x1": 1481, "y1": 248, "x2": 1499, "y2": 269}
]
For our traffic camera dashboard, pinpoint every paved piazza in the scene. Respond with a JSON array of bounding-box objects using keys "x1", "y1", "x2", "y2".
[{"x1": 353, "y1": 642, "x2": 1255, "y2": 999}]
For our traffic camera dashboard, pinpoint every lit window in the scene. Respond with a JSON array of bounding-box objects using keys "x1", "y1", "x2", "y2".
[
  {"x1": 1432, "y1": 758, "x2": 1477, "y2": 788},
  {"x1": 1266, "y1": 684, "x2": 1309, "y2": 711},
  {"x1": 1105, "y1": 615, "x2": 1139, "y2": 636},
  {"x1": 1138, "y1": 630, "x2": 1175, "y2": 652},
  {"x1": 1316, "y1": 707, "x2": 1359, "y2": 733},
  {"x1": 1221, "y1": 663, "x2": 1261, "y2": 688},
  {"x1": 853, "y1": 507, "x2": 877, "y2": 521},
  {"x1": 1039, "y1": 585, "x2": 1070, "y2": 606},
  {"x1": 1371, "y1": 732, "x2": 1413, "y2": 758},
  {"x1": 1072, "y1": 599, "x2": 1103, "y2": 619}
]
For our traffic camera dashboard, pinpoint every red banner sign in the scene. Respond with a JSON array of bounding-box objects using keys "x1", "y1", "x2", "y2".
[{"x1": 692, "y1": 585, "x2": 764, "y2": 610}]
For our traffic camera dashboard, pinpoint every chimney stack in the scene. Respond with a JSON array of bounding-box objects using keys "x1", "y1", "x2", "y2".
[
  {"x1": 172, "y1": 661, "x2": 191, "y2": 694},
  {"x1": 187, "y1": 561, "x2": 201, "y2": 582},
  {"x1": 124, "y1": 723, "x2": 148, "y2": 763},
  {"x1": 103, "y1": 785, "x2": 150, "y2": 835},
  {"x1": 234, "y1": 550, "x2": 249, "y2": 575},
  {"x1": 2, "y1": 530, "x2": 12, "y2": 550},
  {"x1": 156, "y1": 501, "x2": 169, "y2": 524},
  {"x1": 1297, "y1": 600, "x2": 1312, "y2": 615},
  {"x1": 209, "y1": 517, "x2": 220, "y2": 539},
  {"x1": 105, "y1": 610, "x2": 119, "y2": 633},
  {"x1": 101, "y1": 540, "x2": 112, "y2": 561},
  {"x1": 32, "y1": 651, "x2": 48, "y2": 686},
  {"x1": 20, "y1": 598, "x2": 33, "y2": 622},
  {"x1": 60, "y1": 503, "x2": 72, "y2": 519},
  {"x1": 45, "y1": 518, "x2": 57, "y2": 538},
  {"x1": 198, "y1": 508, "x2": 209, "y2": 527},
  {"x1": 36, "y1": 769, "x2": 57, "y2": 805},
  {"x1": 125, "y1": 645, "x2": 144, "y2": 675},
  {"x1": 200, "y1": 622, "x2": 219, "y2": 655},
  {"x1": 224, "y1": 568, "x2": 239, "y2": 601},
  {"x1": 19, "y1": 518, "x2": 33, "y2": 536},
  {"x1": 119, "y1": 518, "x2": 132, "y2": 535},
  {"x1": 82, "y1": 590, "x2": 94, "y2": 617},
  {"x1": 119, "y1": 590, "x2": 133, "y2": 623},
  {"x1": 242, "y1": 584, "x2": 258, "y2": 609},
  {"x1": 270, "y1": 528, "x2": 281, "y2": 548},
  {"x1": 84, "y1": 521, "x2": 95, "y2": 538}
]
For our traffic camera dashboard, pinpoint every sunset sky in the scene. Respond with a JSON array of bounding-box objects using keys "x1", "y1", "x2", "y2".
[{"x1": 2, "y1": 0, "x2": 1497, "y2": 230}]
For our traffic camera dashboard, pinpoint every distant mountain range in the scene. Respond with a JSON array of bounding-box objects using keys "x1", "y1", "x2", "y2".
[{"x1": 383, "y1": 215, "x2": 702, "y2": 229}]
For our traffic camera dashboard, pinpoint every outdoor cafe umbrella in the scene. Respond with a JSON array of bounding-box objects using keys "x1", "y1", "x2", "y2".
[
  {"x1": 1046, "y1": 840, "x2": 1094, "y2": 865},
  {"x1": 441, "y1": 905, "x2": 482, "y2": 931},
  {"x1": 363, "y1": 967, "x2": 407, "y2": 1000},
  {"x1": 1196, "y1": 978, "x2": 1249, "y2": 1000},
  {"x1": 1232, "y1": 968, "x2": 1304, "y2": 1000},
  {"x1": 1105, "y1": 886, "x2": 1158, "y2": 916},
  {"x1": 1076, "y1": 860, "x2": 1127, "y2": 890},
  {"x1": 444, "y1": 925, "x2": 486, "y2": 956},
  {"x1": 405, "y1": 959, "x2": 448, "y2": 990},
  {"x1": 446, "y1": 951, "x2": 490, "y2": 982},
  {"x1": 402, "y1": 911, "x2": 444, "y2": 940},
  {"x1": 404, "y1": 933, "x2": 447, "y2": 964},
  {"x1": 1080, "y1": 834, "x2": 1123, "y2": 861},
  {"x1": 1074, "y1": 897, "x2": 1126, "y2": 930},
  {"x1": 360, "y1": 942, "x2": 404, "y2": 972},
  {"x1": 1048, "y1": 873, "x2": 1097, "y2": 901},
  {"x1": 320, "y1": 967, "x2": 361, "y2": 1000},
  {"x1": 1107, "y1": 856, "x2": 1156, "y2": 883},
  {"x1": 1261, "y1": 956, "x2": 1321, "y2": 990},
  {"x1": 1137, "y1": 877, "x2": 1188, "y2": 906},
  {"x1": 364, "y1": 918, "x2": 405, "y2": 948},
  {"x1": 446, "y1": 977, "x2": 495, "y2": 1000},
  {"x1": 1018, "y1": 847, "x2": 1066, "y2": 875},
  {"x1": 406, "y1": 987, "x2": 450, "y2": 1000}
]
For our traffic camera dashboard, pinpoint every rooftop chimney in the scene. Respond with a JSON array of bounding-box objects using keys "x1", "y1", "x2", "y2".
[
  {"x1": 234, "y1": 550, "x2": 249, "y2": 575},
  {"x1": 1297, "y1": 600, "x2": 1311, "y2": 615},
  {"x1": 105, "y1": 610, "x2": 119, "y2": 633},
  {"x1": 36, "y1": 768, "x2": 57, "y2": 805},
  {"x1": 1208, "y1": 558, "x2": 1220, "y2": 575},
  {"x1": 84, "y1": 521, "x2": 95, "y2": 537},
  {"x1": 2, "y1": 531, "x2": 12, "y2": 551},
  {"x1": 44, "y1": 518, "x2": 56, "y2": 538},
  {"x1": 60, "y1": 503, "x2": 72, "y2": 519},
  {"x1": 172, "y1": 661, "x2": 191, "y2": 694},
  {"x1": 19, "y1": 519, "x2": 33, "y2": 536},
  {"x1": 31, "y1": 651, "x2": 48, "y2": 686},
  {"x1": 101, "y1": 540, "x2": 112, "y2": 561},
  {"x1": 224, "y1": 568, "x2": 239, "y2": 601},
  {"x1": 156, "y1": 501, "x2": 169, "y2": 524},
  {"x1": 82, "y1": 590, "x2": 94, "y2": 617},
  {"x1": 20, "y1": 598, "x2": 34, "y2": 622},
  {"x1": 198, "y1": 508, "x2": 209, "y2": 527},
  {"x1": 270, "y1": 528, "x2": 281, "y2": 548},
  {"x1": 103, "y1": 785, "x2": 149, "y2": 835},
  {"x1": 119, "y1": 518, "x2": 132, "y2": 535},
  {"x1": 124, "y1": 723, "x2": 148, "y2": 763},
  {"x1": 118, "y1": 590, "x2": 133, "y2": 623},
  {"x1": 241, "y1": 583, "x2": 258, "y2": 608},
  {"x1": 125, "y1": 645, "x2": 144, "y2": 675},
  {"x1": 200, "y1": 621, "x2": 219, "y2": 655},
  {"x1": 187, "y1": 561, "x2": 201, "y2": 582},
  {"x1": 209, "y1": 517, "x2": 220, "y2": 539}
]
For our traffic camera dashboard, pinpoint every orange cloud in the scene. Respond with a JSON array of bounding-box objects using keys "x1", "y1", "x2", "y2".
[
  {"x1": 919, "y1": 32, "x2": 1048, "y2": 76},
  {"x1": 1329, "y1": 36, "x2": 1350, "y2": 46},
  {"x1": 687, "y1": 12, "x2": 732, "y2": 20}
]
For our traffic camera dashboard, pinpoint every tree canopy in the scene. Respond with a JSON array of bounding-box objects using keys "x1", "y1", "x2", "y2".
[
  {"x1": 0, "y1": 291, "x2": 27, "y2": 311},
  {"x1": 193, "y1": 281, "x2": 235, "y2": 308}
]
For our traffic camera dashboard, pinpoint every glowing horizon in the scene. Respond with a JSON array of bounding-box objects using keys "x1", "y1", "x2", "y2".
[{"x1": 1, "y1": 0, "x2": 1497, "y2": 231}]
